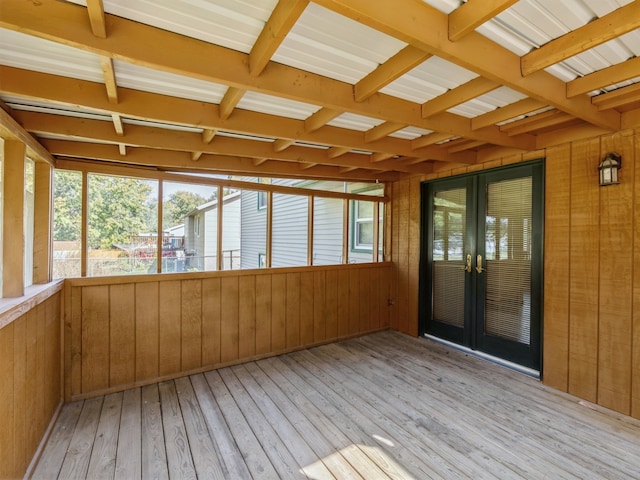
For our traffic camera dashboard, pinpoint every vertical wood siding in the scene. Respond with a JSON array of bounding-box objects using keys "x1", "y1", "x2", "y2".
[
  {"x1": 0, "y1": 290, "x2": 62, "y2": 479},
  {"x1": 64, "y1": 263, "x2": 392, "y2": 399},
  {"x1": 390, "y1": 129, "x2": 640, "y2": 420}
]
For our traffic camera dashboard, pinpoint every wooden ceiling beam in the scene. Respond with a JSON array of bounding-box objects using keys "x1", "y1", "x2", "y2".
[
  {"x1": 0, "y1": 107, "x2": 55, "y2": 165},
  {"x1": 45, "y1": 140, "x2": 400, "y2": 182},
  {"x1": 500, "y1": 110, "x2": 574, "y2": 136},
  {"x1": 327, "y1": 146, "x2": 351, "y2": 158},
  {"x1": 100, "y1": 56, "x2": 118, "y2": 104},
  {"x1": 411, "y1": 132, "x2": 454, "y2": 149},
  {"x1": 305, "y1": 108, "x2": 342, "y2": 133},
  {"x1": 354, "y1": 46, "x2": 431, "y2": 102},
  {"x1": 86, "y1": 0, "x2": 107, "y2": 38},
  {"x1": 202, "y1": 129, "x2": 217, "y2": 144},
  {"x1": 250, "y1": 0, "x2": 309, "y2": 77},
  {"x1": 422, "y1": 77, "x2": 500, "y2": 117},
  {"x1": 17, "y1": 110, "x2": 419, "y2": 172},
  {"x1": 447, "y1": 139, "x2": 485, "y2": 153},
  {"x1": 220, "y1": 87, "x2": 247, "y2": 120},
  {"x1": 364, "y1": 122, "x2": 406, "y2": 143},
  {"x1": 448, "y1": 0, "x2": 518, "y2": 41},
  {"x1": 0, "y1": 0, "x2": 536, "y2": 149},
  {"x1": 567, "y1": 57, "x2": 640, "y2": 98},
  {"x1": 592, "y1": 83, "x2": 640, "y2": 111},
  {"x1": 273, "y1": 138, "x2": 295, "y2": 152},
  {"x1": 521, "y1": 2, "x2": 640, "y2": 76},
  {"x1": 471, "y1": 97, "x2": 547, "y2": 130},
  {"x1": 313, "y1": 0, "x2": 621, "y2": 131},
  {"x1": 111, "y1": 113, "x2": 124, "y2": 136}
]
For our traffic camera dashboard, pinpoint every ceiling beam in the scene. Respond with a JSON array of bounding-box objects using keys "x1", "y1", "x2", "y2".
[
  {"x1": 86, "y1": 0, "x2": 107, "y2": 38},
  {"x1": 354, "y1": 46, "x2": 431, "y2": 102},
  {"x1": 364, "y1": 122, "x2": 406, "y2": 143},
  {"x1": 99, "y1": 56, "x2": 118, "y2": 103},
  {"x1": 16, "y1": 110, "x2": 424, "y2": 173},
  {"x1": 0, "y1": 66, "x2": 499, "y2": 161},
  {"x1": 305, "y1": 108, "x2": 343, "y2": 133},
  {"x1": 521, "y1": 2, "x2": 640, "y2": 76},
  {"x1": 411, "y1": 132, "x2": 454, "y2": 149},
  {"x1": 499, "y1": 110, "x2": 575, "y2": 136},
  {"x1": 471, "y1": 97, "x2": 547, "y2": 130},
  {"x1": 202, "y1": 129, "x2": 217, "y2": 144},
  {"x1": 448, "y1": 0, "x2": 518, "y2": 41},
  {"x1": 45, "y1": 140, "x2": 401, "y2": 182},
  {"x1": 592, "y1": 83, "x2": 640, "y2": 111},
  {"x1": 422, "y1": 77, "x2": 500, "y2": 117},
  {"x1": 327, "y1": 146, "x2": 350, "y2": 158},
  {"x1": 567, "y1": 57, "x2": 640, "y2": 98},
  {"x1": 250, "y1": 0, "x2": 309, "y2": 76},
  {"x1": 273, "y1": 138, "x2": 295, "y2": 152},
  {"x1": 313, "y1": 0, "x2": 620, "y2": 131},
  {"x1": 0, "y1": 107, "x2": 55, "y2": 165},
  {"x1": 219, "y1": 87, "x2": 247, "y2": 120},
  {"x1": 0, "y1": 0, "x2": 537, "y2": 149},
  {"x1": 111, "y1": 113, "x2": 124, "y2": 135}
]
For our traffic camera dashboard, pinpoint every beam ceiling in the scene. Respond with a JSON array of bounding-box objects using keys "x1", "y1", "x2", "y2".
[{"x1": 1, "y1": 0, "x2": 639, "y2": 182}]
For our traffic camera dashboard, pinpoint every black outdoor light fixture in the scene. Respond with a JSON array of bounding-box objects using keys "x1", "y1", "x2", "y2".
[{"x1": 599, "y1": 152, "x2": 621, "y2": 186}]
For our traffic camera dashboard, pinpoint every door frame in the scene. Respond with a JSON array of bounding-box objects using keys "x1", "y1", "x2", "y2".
[{"x1": 418, "y1": 160, "x2": 545, "y2": 371}]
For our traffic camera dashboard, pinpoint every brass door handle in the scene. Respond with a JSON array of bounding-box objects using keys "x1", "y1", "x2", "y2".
[
  {"x1": 463, "y1": 254, "x2": 472, "y2": 272},
  {"x1": 476, "y1": 254, "x2": 484, "y2": 273}
]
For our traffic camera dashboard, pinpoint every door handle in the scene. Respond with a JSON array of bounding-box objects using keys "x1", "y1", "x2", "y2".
[
  {"x1": 463, "y1": 254, "x2": 472, "y2": 272},
  {"x1": 476, "y1": 254, "x2": 484, "y2": 273}
]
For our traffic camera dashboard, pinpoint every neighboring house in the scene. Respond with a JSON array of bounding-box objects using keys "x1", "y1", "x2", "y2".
[
  {"x1": 184, "y1": 191, "x2": 241, "y2": 270},
  {"x1": 240, "y1": 177, "x2": 383, "y2": 269}
]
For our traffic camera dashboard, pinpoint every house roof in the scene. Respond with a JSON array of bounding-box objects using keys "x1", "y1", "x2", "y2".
[
  {"x1": 1, "y1": 0, "x2": 639, "y2": 183},
  {"x1": 185, "y1": 190, "x2": 242, "y2": 217}
]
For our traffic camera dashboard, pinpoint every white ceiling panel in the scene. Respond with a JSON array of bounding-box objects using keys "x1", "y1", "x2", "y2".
[
  {"x1": 272, "y1": 2, "x2": 406, "y2": 84},
  {"x1": 0, "y1": 28, "x2": 103, "y2": 82},
  {"x1": 1, "y1": 94, "x2": 111, "y2": 118},
  {"x1": 235, "y1": 90, "x2": 321, "y2": 120},
  {"x1": 381, "y1": 56, "x2": 479, "y2": 104},
  {"x1": 449, "y1": 87, "x2": 529, "y2": 118},
  {"x1": 390, "y1": 126, "x2": 433, "y2": 140},
  {"x1": 328, "y1": 113, "x2": 385, "y2": 132},
  {"x1": 113, "y1": 60, "x2": 227, "y2": 104},
  {"x1": 65, "y1": 0, "x2": 278, "y2": 54}
]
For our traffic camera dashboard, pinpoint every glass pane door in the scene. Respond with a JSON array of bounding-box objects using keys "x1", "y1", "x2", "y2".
[{"x1": 421, "y1": 162, "x2": 543, "y2": 371}]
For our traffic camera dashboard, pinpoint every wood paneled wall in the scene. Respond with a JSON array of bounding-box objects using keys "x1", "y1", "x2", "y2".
[
  {"x1": 390, "y1": 129, "x2": 640, "y2": 420},
  {"x1": 0, "y1": 288, "x2": 62, "y2": 479},
  {"x1": 65, "y1": 263, "x2": 392, "y2": 399}
]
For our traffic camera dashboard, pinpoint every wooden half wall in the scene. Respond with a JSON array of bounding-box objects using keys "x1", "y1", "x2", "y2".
[
  {"x1": 64, "y1": 263, "x2": 392, "y2": 400},
  {"x1": 390, "y1": 128, "x2": 640, "y2": 420},
  {"x1": 0, "y1": 283, "x2": 63, "y2": 479}
]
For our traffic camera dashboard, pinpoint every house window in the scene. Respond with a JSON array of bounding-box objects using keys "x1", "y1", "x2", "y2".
[
  {"x1": 194, "y1": 215, "x2": 200, "y2": 237},
  {"x1": 352, "y1": 200, "x2": 374, "y2": 251},
  {"x1": 258, "y1": 253, "x2": 266, "y2": 268},
  {"x1": 257, "y1": 177, "x2": 269, "y2": 210},
  {"x1": 24, "y1": 158, "x2": 35, "y2": 288}
]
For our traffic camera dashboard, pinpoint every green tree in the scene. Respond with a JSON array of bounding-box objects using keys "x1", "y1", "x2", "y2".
[
  {"x1": 87, "y1": 174, "x2": 154, "y2": 249},
  {"x1": 163, "y1": 190, "x2": 211, "y2": 229},
  {"x1": 53, "y1": 170, "x2": 82, "y2": 241}
]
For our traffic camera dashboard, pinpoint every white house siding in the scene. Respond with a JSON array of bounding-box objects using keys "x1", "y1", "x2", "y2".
[
  {"x1": 203, "y1": 208, "x2": 218, "y2": 270},
  {"x1": 312, "y1": 197, "x2": 343, "y2": 265},
  {"x1": 222, "y1": 196, "x2": 241, "y2": 269},
  {"x1": 240, "y1": 189, "x2": 267, "y2": 269},
  {"x1": 272, "y1": 193, "x2": 308, "y2": 267}
]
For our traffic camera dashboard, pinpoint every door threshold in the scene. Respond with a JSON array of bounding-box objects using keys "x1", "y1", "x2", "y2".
[{"x1": 423, "y1": 334, "x2": 540, "y2": 379}]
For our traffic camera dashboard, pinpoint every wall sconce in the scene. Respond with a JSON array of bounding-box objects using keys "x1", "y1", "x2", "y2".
[{"x1": 599, "y1": 152, "x2": 621, "y2": 186}]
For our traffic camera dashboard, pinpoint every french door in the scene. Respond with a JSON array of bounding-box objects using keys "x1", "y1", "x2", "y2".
[{"x1": 419, "y1": 162, "x2": 543, "y2": 371}]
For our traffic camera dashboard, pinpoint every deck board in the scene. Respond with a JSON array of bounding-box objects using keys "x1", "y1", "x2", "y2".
[{"x1": 34, "y1": 331, "x2": 640, "y2": 479}]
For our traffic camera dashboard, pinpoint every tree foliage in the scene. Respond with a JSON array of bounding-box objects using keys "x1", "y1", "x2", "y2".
[
  {"x1": 53, "y1": 170, "x2": 82, "y2": 242},
  {"x1": 163, "y1": 190, "x2": 211, "y2": 228},
  {"x1": 87, "y1": 175, "x2": 154, "y2": 249}
]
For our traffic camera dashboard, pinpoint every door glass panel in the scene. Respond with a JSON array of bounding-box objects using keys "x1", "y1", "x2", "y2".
[
  {"x1": 484, "y1": 177, "x2": 532, "y2": 344},
  {"x1": 432, "y1": 188, "x2": 466, "y2": 327}
]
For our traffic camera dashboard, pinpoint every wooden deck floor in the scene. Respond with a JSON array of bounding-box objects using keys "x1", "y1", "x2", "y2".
[{"x1": 33, "y1": 331, "x2": 640, "y2": 479}]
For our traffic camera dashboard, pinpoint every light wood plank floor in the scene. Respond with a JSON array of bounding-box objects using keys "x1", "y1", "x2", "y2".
[{"x1": 33, "y1": 331, "x2": 640, "y2": 479}]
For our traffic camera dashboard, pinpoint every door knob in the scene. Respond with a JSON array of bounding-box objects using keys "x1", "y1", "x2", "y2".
[{"x1": 463, "y1": 254, "x2": 472, "y2": 272}]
